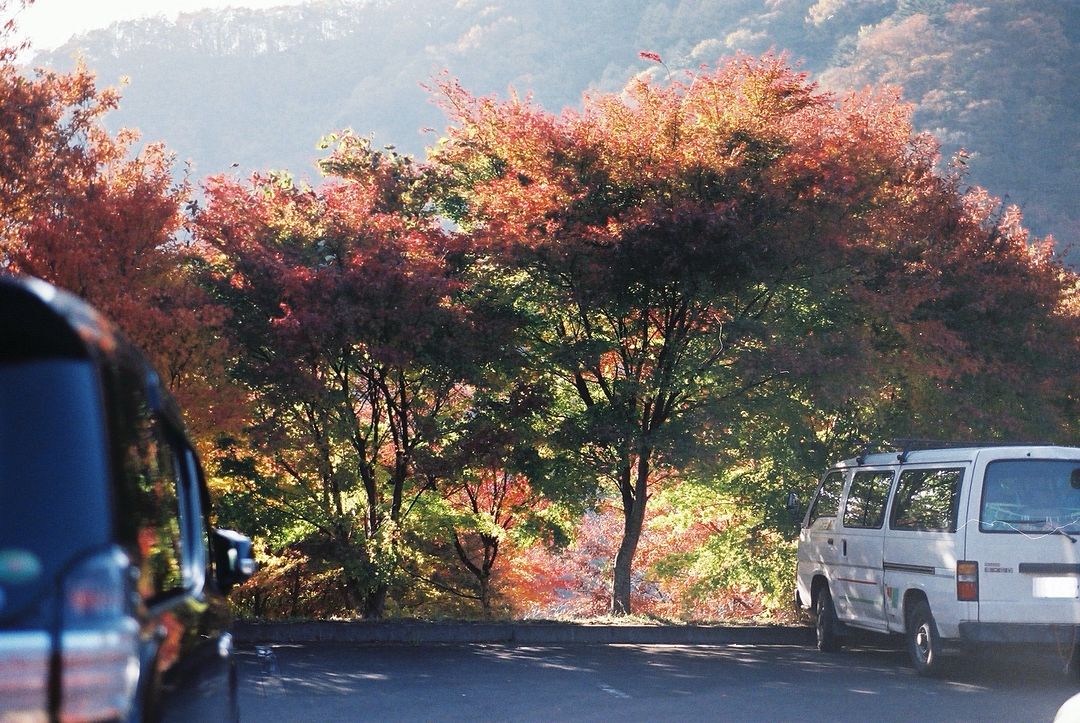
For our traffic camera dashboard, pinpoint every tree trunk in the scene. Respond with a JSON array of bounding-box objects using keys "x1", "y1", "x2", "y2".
[
  {"x1": 341, "y1": 573, "x2": 366, "y2": 614},
  {"x1": 479, "y1": 575, "x2": 491, "y2": 618},
  {"x1": 363, "y1": 584, "x2": 387, "y2": 619},
  {"x1": 611, "y1": 448, "x2": 650, "y2": 615},
  {"x1": 289, "y1": 565, "x2": 301, "y2": 617},
  {"x1": 611, "y1": 501, "x2": 645, "y2": 614}
]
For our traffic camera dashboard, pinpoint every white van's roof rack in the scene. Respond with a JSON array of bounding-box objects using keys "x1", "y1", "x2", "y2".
[{"x1": 855, "y1": 439, "x2": 1048, "y2": 464}]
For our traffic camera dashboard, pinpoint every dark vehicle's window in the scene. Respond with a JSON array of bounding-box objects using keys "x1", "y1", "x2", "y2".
[
  {"x1": 981, "y1": 459, "x2": 1080, "y2": 534},
  {"x1": 0, "y1": 360, "x2": 110, "y2": 619},
  {"x1": 127, "y1": 401, "x2": 185, "y2": 604},
  {"x1": 808, "y1": 471, "x2": 845, "y2": 527},
  {"x1": 843, "y1": 470, "x2": 894, "y2": 529},
  {"x1": 178, "y1": 446, "x2": 207, "y2": 594},
  {"x1": 890, "y1": 468, "x2": 964, "y2": 532}
]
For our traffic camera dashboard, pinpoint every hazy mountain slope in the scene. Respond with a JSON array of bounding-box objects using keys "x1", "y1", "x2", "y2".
[
  {"x1": 32, "y1": 0, "x2": 1080, "y2": 253},
  {"x1": 819, "y1": 0, "x2": 1080, "y2": 250},
  {"x1": 36, "y1": 0, "x2": 667, "y2": 178}
]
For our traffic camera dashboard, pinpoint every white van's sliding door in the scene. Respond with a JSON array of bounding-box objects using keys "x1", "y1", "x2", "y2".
[{"x1": 835, "y1": 469, "x2": 895, "y2": 631}]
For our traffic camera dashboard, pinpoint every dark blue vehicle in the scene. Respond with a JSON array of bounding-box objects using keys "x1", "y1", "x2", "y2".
[{"x1": 0, "y1": 274, "x2": 254, "y2": 721}]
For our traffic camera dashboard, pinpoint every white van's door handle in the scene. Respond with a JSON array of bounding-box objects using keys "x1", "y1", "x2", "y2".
[{"x1": 842, "y1": 540, "x2": 847, "y2": 556}]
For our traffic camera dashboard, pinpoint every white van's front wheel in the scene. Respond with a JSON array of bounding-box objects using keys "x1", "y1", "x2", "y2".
[
  {"x1": 816, "y1": 585, "x2": 842, "y2": 652},
  {"x1": 906, "y1": 599, "x2": 943, "y2": 676}
]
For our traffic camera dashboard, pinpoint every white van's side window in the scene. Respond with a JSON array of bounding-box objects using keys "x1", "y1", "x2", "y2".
[
  {"x1": 890, "y1": 468, "x2": 964, "y2": 532},
  {"x1": 842, "y1": 471, "x2": 893, "y2": 529},
  {"x1": 808, "y1": 471, "x2": 845, "y2": 528}
]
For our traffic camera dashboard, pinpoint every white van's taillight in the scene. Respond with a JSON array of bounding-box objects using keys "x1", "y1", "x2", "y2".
[{"x1": 957, "y1": 560, "x2": 979, "y2": 601}]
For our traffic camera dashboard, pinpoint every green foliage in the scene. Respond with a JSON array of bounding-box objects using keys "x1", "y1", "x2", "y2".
[
  {"x1": 647, "y1": 474, "x2": 799, "y2": 615},
  {"x1": 681, "y1": 523, "x2": 797, "y2": 613}
]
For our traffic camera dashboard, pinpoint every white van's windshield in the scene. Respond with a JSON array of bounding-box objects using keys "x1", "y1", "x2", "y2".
[{"x1": 980, "y1": 459, "x2": 1080, "y2": 535}]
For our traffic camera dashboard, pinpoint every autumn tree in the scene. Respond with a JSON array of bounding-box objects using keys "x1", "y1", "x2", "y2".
[
  {"x1": 410, "y1": 465, "x2": 543, "y2": 616},
  {"x1": 431, "y1": 52, "x2": 1079, "y2": 614},
  {"x1": 193, "y1": 135, "x2": 481, "y2": 618}
]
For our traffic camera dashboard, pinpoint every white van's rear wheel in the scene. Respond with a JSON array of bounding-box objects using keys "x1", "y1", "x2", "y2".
[
  {"x1": 816, "y1": 585, "x2": 842, "y2": 652},
  {"x1": 906, "y1": 599, "x2": 943, "y2": 676}
]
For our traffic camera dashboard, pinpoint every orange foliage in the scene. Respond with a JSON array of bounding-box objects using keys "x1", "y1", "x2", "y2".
[{"x1": 0, "y1": 8, "x2": 238, "y2": 442}]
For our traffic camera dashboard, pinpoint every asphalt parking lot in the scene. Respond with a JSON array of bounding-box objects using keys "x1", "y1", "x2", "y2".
[{"x1": 233, "y1": 633, "x2": 1080, "y2": 722}]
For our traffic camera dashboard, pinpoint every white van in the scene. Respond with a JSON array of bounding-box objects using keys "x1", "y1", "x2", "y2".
[{"x1": 794, "y1": 443, "x2": 1080, "y2": 675}]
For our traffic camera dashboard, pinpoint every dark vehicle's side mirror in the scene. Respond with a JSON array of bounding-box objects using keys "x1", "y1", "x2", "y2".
[
  {"x1": 786, "y1": 492, "x2": 801, "y2": 523},
  {"x1": 213, "y1": 528, "x2": 256, "y2": 593}
]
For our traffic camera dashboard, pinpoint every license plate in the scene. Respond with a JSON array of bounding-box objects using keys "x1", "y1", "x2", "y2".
[{"x1": 1033, "y1": 576, "x2": 1079, "y2": 598}]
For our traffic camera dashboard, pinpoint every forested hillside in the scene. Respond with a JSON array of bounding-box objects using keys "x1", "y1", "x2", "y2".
[{"x1": 32, "y1": 0, "x2": 1080, "y2": 255}]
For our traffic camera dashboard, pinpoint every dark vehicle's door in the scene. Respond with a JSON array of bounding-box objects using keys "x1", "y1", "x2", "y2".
[{"x1": 121, "y1": 402, "x2": 239, "y2": 722}]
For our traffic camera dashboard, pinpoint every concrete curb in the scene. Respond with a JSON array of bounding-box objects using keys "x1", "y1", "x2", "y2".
[{"x1": 233, "y1": 620, "x2": 815, "y2": 646}]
